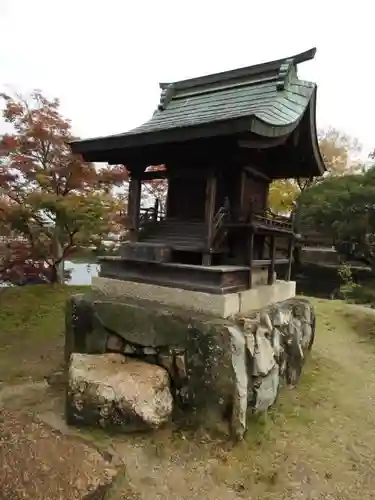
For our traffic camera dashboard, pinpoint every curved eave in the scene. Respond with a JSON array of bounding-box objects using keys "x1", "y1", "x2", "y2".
[
  {"x1": 308, "y1": 88, "x2": 326, "y2": 176},
  {"x1": 249, "y1": 115, "x2": 299, "y2": 139},
  {"x1": 264, "y1": 87, "x2": 325, "y2": 178},
  {"x1": 71, "y1": 114, "x2": 307, "y2": 163}
]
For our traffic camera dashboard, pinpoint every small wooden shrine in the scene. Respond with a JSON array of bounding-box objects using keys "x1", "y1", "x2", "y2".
[{"x1": 70, "y1": 48, "x2": 325, "y2": 294}]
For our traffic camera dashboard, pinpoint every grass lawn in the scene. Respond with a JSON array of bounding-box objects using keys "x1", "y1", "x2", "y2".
[
  {"x1": 0, "y1": 285, "x2": 88, "y2": 383},
  {"x1": 1, "y1": 287, "x2": 375, "y2": 499}
]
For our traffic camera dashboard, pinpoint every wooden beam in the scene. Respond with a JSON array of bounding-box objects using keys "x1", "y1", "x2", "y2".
[
  {"x1": 286, "y1": 211, "x2": 296, "y2": 280},
  {"x1": 127, "y1": 177, "x2": 141, "y2": 242},
  {"x1": 140, "y1": 168, "x2": 210, "y2": 181},
  {"x1": 248, "y1": 232, "x2": 254, "y2": 288},
  {"x1": 238, "y1": 170, "x2": 246, "y2": 216},
  {"x1": 140, "y1": 170, "x2": 167, "y2": 181},
  {"x1": 238, "y1": 135, "x2": 288, "y2": 150},
  {"x1": 259, "y1": 235, "x2": 266, "y2": 260},
  {"x1": 268, "y1": 235, "x2": 276, "y2": 285},
  {"x1": 286, "y1": 236, "x2": 294, "y2": 281},
  {"x1": 203, "y1": 173, "x2": 217, "y2": 265},
  {"x1": 243, "y1": 166, "x2": 270, "y2": 183},
  {"x1": 253, "y1": 258, "x2": 288, "y2": 266}
]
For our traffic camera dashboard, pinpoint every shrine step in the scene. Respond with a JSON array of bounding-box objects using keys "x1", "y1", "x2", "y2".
[
  {"x1": 140, "y1": 219, "x2": 227, "y2": 253},
  {"x1": 142, "y1": 220, "x2": 206, "y2": 239},
  {"x1": 98, "y1": 258, "x2": 252, "y2": 294},
  {"x1": 141, "y1": 237, "x2": 206, "y2": 250}
]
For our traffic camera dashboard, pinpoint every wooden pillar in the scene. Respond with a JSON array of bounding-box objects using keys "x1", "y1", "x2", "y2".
[
  {"x1": 268, "y1": 235, "x2": 276, "y2": 285},
  {"x1": 202, "y1": 172, "x2": 217, "y2": 266},
  {"x1": 127, "y1": 176, "x2": 141, "y2": 242},
  {"x1": 165, "y1": 177, "x2": 173, "y2": 218},
  {"x1": 259, "y1": 235, "x2": 266, "y2": 260},
  {"x1": 286, "y1": 211, "x2": 296, "y2": 280},
  {"x1": 286, "y1": 236, "x2": 294, "y2": 281},
  {"x1": 154, "y1": 198, "x2": 159, "y2": 222},
  {"x1": 238, "y1": 170, "x2": 246, "y2": 221},
  {"x1": 248, "y1": 231, "x2": 254, "y2": 288}
]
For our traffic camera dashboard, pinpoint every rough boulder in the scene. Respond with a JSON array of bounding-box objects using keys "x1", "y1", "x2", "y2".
[{"x1": 67, "y1": 353, "x2": 173, "y2": 431}]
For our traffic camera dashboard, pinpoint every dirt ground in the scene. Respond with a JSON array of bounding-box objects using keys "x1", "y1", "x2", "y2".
[{"x1": 1, "y1": 290, "x2": 375, "y2": 499}]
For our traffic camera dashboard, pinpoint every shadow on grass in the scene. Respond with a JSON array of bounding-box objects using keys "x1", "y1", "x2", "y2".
[{"x1": 341, "y1": 308, "x2": 375, "y2": 345}]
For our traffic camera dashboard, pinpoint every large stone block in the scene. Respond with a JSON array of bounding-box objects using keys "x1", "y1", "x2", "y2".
[
  {"x1": 238, "y1": 280, "x2": 296, "y2": 315},
  {"x1": 91, "y1": 276, "x2": 296, "y2": 318},
  {"x1": 92, "y1": 276, "x2": 241, "y2": 317},
  {"x1": 65, "y1": 291, "x2": 250, "y2": 436}
]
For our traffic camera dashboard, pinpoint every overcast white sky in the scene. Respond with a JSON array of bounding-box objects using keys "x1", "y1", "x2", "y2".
[{"x1": 0, "y1": 0, "x2": 373, "y2": 156}]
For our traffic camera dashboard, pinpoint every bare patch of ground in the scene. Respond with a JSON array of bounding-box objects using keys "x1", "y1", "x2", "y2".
[{"x1": 0, "y1": 407, "x2": 117, "y2": 500}]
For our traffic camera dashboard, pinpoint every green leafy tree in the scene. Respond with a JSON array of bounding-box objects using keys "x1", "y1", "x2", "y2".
[{"x1": 298, "y1": 166, "x2": 375, "y2": 267}]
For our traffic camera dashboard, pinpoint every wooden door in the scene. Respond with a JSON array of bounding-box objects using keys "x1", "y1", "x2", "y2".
[{"x1": 166, "y1": 177, "x2": 206, "y2": 220}]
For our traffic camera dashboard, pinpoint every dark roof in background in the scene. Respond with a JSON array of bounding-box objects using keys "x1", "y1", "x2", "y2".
[{"x1": 70, "y1": 48, "x2": 319, "y2": 156}]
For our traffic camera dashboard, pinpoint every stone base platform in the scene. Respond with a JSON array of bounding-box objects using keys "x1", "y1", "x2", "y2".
[
  {"x1": 65, "y1": 290, "x2": 315, "y2": 440},
  {"x1": 92, "y1": 276, "x2": 296, "y2": 318}
]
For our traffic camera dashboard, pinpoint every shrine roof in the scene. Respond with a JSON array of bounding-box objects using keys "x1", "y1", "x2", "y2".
[{"x1": 70, "y1": 48, "x2": 322, "y2": 169}]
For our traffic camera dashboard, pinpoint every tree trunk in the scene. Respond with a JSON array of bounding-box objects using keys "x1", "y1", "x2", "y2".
[
  {"x1": 50, "y1": 260, "x2": 65, "y2": 284},
  {"x1": 52, "y1": 227, "x2": 65, "y2": 284}
]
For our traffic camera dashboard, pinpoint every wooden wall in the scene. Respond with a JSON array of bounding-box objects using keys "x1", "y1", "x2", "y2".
[
  {"x1": 164, "y1": 164, "x2": 270, "y2": 222},
  {"x1": 166, "y1": 177, "x2": 206, "y2": 220},
  {"x1": 242, "y1": 175, "x2": 269, "y2": 214}
]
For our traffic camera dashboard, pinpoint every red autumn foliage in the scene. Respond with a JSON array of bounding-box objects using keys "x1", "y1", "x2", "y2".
[{"x1": 0, "y1": 90, "x2": 128, "y2": 283}]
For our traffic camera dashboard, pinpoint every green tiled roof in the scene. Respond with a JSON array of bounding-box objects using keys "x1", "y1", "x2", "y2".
[
  {"x1": 127, "y1": 52, "x2": 315, "y2": 138},
  {"x1": 70, "y1": 47, "x2": 320, "y2": 156}
]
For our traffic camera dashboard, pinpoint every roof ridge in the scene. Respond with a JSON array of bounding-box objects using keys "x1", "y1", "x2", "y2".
[
  {"x1": 172, "y1": 75, "x2": 277, "y2": 101},
  {"x1": 159, "y1": 48, "x2": 316, "y2": 92}
]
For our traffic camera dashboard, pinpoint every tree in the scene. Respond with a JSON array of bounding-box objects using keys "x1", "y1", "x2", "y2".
[
  {"x1": 298, "y1": 166, "x2": 375, "y2": 267},
  {"x1": 268, "y1": 179, "x2": 299, "y2": 215},
  {"x1": 0, "y1": 91, "x2": 128, "y2": 283},
  {"x1": 268, "y1": 127, "x2": 364, "y2": 213},
  {"x1": 318, "y1": 127, "x2": 363, "y2": 176}
]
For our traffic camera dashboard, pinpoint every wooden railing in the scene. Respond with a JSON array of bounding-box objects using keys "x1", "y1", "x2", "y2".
[
  {"x1": 251, "y1": 209, "x2": 293, "y2": 231},
  {"x1": 211, "y1": 206, "x2": 229, "y2": 248},
  {"x1": 139, "y1": 206, "x2": 166, "y2": 228}
]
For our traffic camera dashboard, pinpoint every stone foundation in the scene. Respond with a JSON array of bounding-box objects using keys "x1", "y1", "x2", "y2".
[
  {"x1": 65, "y1": 288, "x2": 315, "y2": 439},
  {"x1": 92, "y1": 276, "x2": 296, "y2": 318}
]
